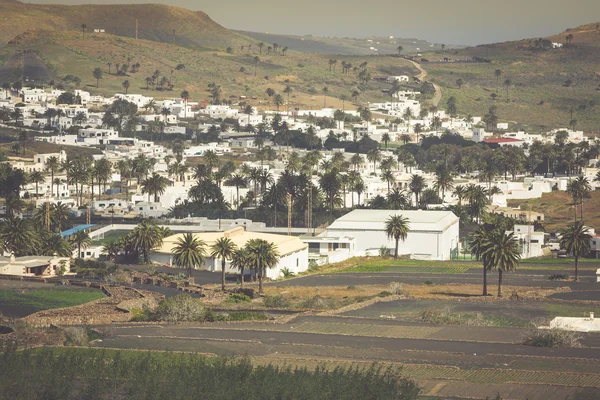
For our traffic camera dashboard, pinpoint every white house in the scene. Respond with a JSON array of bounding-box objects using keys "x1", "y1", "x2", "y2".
[
  {"x1": 0, "y1": 254, "x2": 71, "y2": 277},
  {"x1": 321, "y1": 209, "x2": 460, "y2": 260},
  {"x1": 509, "y1": 225, "x2": 545, "y2": 259},
  {"x1": 150, "y1": 227, "x2": 308, "y2": 279}
]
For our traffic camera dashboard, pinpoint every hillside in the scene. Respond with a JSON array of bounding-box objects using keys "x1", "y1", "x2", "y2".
[
  {"x1": 418, "y1": 22, "x2": 600, "y2": 132},
  {"x1": 0, "y1": 29, "x2": 419, "y2": 109},
  {"x1": 237, "y1": 31, "x2": 444, "y2": 55},
  {"x1": 0, "y1": 0, "x2": 250, "y2": 49}
]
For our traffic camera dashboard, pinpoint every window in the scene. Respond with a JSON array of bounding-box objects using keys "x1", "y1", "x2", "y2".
[{"x1": 296, "y1": 258, "x2": 299, "y2": 267}]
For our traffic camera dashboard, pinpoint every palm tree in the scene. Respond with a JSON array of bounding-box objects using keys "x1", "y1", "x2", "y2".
[
  {"x1": 409, "y1": 174, "x2": 425, "y2": 206},
  {"x1": 366, "y1": 148, "x2": 382, "y2": 174},
  {"x1": 350, "y1": 153, "x2": 364, "y2": 170},
  {"x1": 469, "y1": 226, "x2": 493, "y2": 296},
  {"x1": 71, "y1": 230, "x2": 92, "y2": 258},
  {"x1": 482, "y1": 230, "x2": 521, "y2": 297},
  {"x1": 93, "y1": 67, "x2": 103, "y2": 88},
  {"x1": 29, "y1": 170, "x2": 45, "y2": 198},
  {"x1": 44, "y1": 156, "x2": 60, "y2": 196},
  {"x1": 0, "y1": 216, "x2": 38, "y2": 256},
  {"x1": 253, "y1": 56, "x2": 260, "y2": 76},
  {"x1": 122, "y1": 80, "x2": 130, "y2": 94},
  {"x1": 283, "y1": 85, "x2": 293, "y2": 115},
  {"x1": 245, "y1": 238, "x2": 279, "y2": 293},
  {"x1": 41, "y1": 233, "x2": 73, "y2": 257},
  {"x1": 130, "y1": 220, "x2": 164, "y2": 264},
  {"x1": 141, "y1": 173, "x2": 170, "y2": 202},
  {"x1": 172, "y1": 233, "x2": 207, "y2": 278},
  {"x1": 434, "y1": 166, "x2": 454, "y2": 201},
  {"x1": 385, "y1": 215, "x2": 410, "y2": 259},
  {"x1": 101, "y1": 240, "x2": 122, "y2": 262},
  {"x1": 559, "y1": 221, "x2": 591, "y2": 281},
  {"x1": 494, "y1": 69, "x2": 502, "y2": 90},
  {"x1": 387, "y1": 188, "x2": 409, "y2": 210},
  {"x1": 224, "y1": 174, "x2": 247, "y2": 208},
  {"x1": 210, "y1": 237, "x2": 237, "y2": 290},
  {"x1": 380, "y1": 169, "x2": 395, "y2": 194},
  {"x1": 396, "y1": 45, "x2": 404, "y2": 55},
  {"x1": 230, "y1": 248, "x2": 251, "y2": 288},
  {"x1": 5, "y1": 195, "x2": 24, "y2": 218},
  {"x1": 322, "y1": 87, "x2": 329, "y2": 107}
]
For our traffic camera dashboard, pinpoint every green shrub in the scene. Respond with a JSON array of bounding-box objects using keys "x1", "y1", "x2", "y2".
[
  {"x1": 377, "y1": 291, "x2": 393, "y2": 298},
  {"x1": 347, "y1": 285, "x2": 356, "y2": 290},
  {"x1": 389, "y1": 282, "x2": 406, "y2": 295},
  {"x1": 263, "y1": 294, "x2": 291, "y2": 309},
  {"x1": 281, "y1": 268, "x2": 295, "y2": 278},
  {"x1": 298, "y1": 295, "x2": 337, "y2": 310},
  {"x1": 424, "y1": 280, "x2": 433, "y2": 285},
  {"x1": 150, "y1": 294, "x2": 210, "y2": 323},
  {"x1": 226, "y1": 312, "x2": 268, "y2": 321},
  {"x1": 419, "y1": 308, "x2": 487, "y2": 326},
  {"x1": 522, "y1": 327, "x2": 582, "y2": 348},
  {"x1": 548, "y1": 274, "x2": 569, "y2": 281},
  {"x1": 308, "y1": 260, "x2": 320, "y2": 272},
  {"x1": 227, "y1": 293, "x2": 252, "y2": 303},
  {"x1": 63, "y1": 327, "x2": 89, "y2": 346}
]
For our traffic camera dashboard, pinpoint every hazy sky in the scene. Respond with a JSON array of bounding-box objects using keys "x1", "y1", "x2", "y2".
[{"x1": 25, "y1": 0, "x2": 600, "y2": 45}]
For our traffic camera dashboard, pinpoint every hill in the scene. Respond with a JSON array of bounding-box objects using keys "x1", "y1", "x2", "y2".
[
  {"x1": 236, "y1": 31, "x2": 444, "y2": 55},
  {"x1": 0, "y1": 0, "x2": 250, "y2": 49},
  {"x1": 418, "y1": 22, "x2": 600, "y2": 132},
  {"x1": 0, "y1": 29, "x2": 420, "y2": 109}
]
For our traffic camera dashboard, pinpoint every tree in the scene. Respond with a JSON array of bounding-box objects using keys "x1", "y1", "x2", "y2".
[
  {"x1": 381, "y1": 132, "x2": 391, "y2": 149},
  {"x1": 41, "y1": 233, "x2": 73, "y2": 258},
  {"x1": 81, "y1": 23, "x2": 87, "y2": 39},
  {"x1": 434, "y1": 165, "x2": 454, "y2": 200},
  {"x1": 409, "y1": 174, "x2": 425, "y2": 206},
  {"x1": 367, "y1": 148, "x2": 382, "y2": 174},
  {"x1": 93, "y1": 67, "x2": 103, "y2": 88},
  {"x1": 273, "y1": 94, "x2": 284, "y2": 111},
  {"x1": 469, "y1": 226, "x2": 492, "y2": 296},
  {"x1": 322, "y1": 86, "x2": 329, "y2": 108},
  {"x1": 482, "y1": 230, "x2": 520, "y2": 297},
  {"x1": 71, "y1": 230, "x2": 92, "y2": 258},
  {"x1": 224, "y1": 174, "x2": 247, "y2": 208},
  {"x1": 456, "y1": 78, "x2": 464, "y2": 89},
  {"x1": 380, "y1": 169, "x2": 395, "y2": 194},
  {"x1": 29, "y1": 170, "x2": 45, "y2": 198},
  {"x1": 385, "y1": 215, "x2": 410, "y2": 259},
  {"x1": 396, "y1": 45, "x2": 404, "y2": 55},
  {"x1": 122, "y1": 80, "x2": 130, "y2": 94},
  {"x1": 0, "y1": 216, "x2": 38, "y2": 256},
  {"x1": 253, "y1": 56, "x2": 260, "y2": 76},
  {"x1": 559, "y1": 221, "x2": 591, "y2": 281},
  {"x1": 230, "y1": 248, "x2": 250, "y2": 288},
  {"x1": 142, "y1": 173, "x2": 170, "y2": 202},
  {"x1": 494, "y1": 69, "x2": 502, "y2": 90},
  {"x1": 245, "y1": 238, "x2": 279, "y2": 293},
  {"x1": 319, "y1": 171, "x2": 341, "y2": 211},
  {"x1": 258, "y1": 42, "x2": 264, "y2": 54},
  {"x1": 180, "y1": 90, "x2": 189, "y2": 118},
  {"x1": 172, "y1": 233, "x2": 207, "y2": 278},
  {"x1": 131, "y1": 220, "x2": 164, "y2": 264},
  {"x1": 504, "y1": 79, "x2": 511, "y2": 101},
  {"x1": 210, "y1": 237, "x2": 237, "y2": 290},
  {"x1": 283, "y1": 85, "x2": 293, "y2": 115}
]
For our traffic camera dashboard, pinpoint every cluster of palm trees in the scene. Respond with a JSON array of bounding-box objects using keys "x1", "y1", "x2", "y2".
[{"x1": 168, "y1": 233, "x2": 279, "y2": 293}]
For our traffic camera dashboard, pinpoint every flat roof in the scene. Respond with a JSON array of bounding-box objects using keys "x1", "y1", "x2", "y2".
[
  {"x1": 154, "y1": 227, "x2": 307, "y2": 256},
  {"x1": 327, "y1": 210, "x2": 459, "y2": 232}
]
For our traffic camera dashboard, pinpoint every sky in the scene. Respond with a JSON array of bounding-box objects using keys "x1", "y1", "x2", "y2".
[{"x1": 24, "y1": 0, "x2": 600, "y2": 45}]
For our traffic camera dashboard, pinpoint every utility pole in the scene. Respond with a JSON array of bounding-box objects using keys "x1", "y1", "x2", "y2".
[
  {"x1": 287, "y1": 193, "x2": 292, "y2": 236},
  {"x1": 135, "y1": 18, "x2": 139, "y2": 40},
  {"x1": 307, "y1": 183, "x2": 312, "y2": 236},
  {"x1": 45, "y1": 194, "x2": 50, "y2": 231},
  {"x1": 86, "y1": 188, "x2": 91, "y2": 225}
]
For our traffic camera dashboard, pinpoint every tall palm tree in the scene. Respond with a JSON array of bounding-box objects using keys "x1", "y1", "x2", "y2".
[
  {"x1": 559, "y1": 221, "x2": 591, "y2": 281},
  {"x1": 409, "y1": 174, "x2": 425, "y2": 206},
  {"x1": 245, "y1": 238, "x2": 280, "y2": 293},
  {"x1": 171, "y1": 233, "x2": 207, "y2": 278},
  {"x1": 453, "y1": 185, "x2": 467, "y2": 206},
  {"x1": 29, "y1": 170, "x2": 45, "y2": 198},
  {"x1": 469, "y1": 226, "x2": 493, "y2": 296},
  {"x1": 71, "y1": 230, "x2": 92, "y2": 258},
  {"x1": 380, "y1": 169, "x2": 395, "y2": 194},
  {"x1": 482, "y1": 230, "x2": 520, "y2": 297},
  {"x1": 224, "y1": 174, "x2": 247, "y2": 208},
  {"x1": 141, "y1": 173, "x2": 170, "y2": 202},
  {"x1": 434, "y1": 165, "x2": 454, "y2": 201},
  {"x1": 387, "y1": 188, "x2": 409, "y2": 210},
  {"x1": 319, "y1": 171, "x2": 341, "y2": 211},
  {"x1": 366, "y1": 148, "x2": 382, "y2": 174},
  {"x1": 230, "y1": 248, "x2": 251, "y2": 288},
  {"x1": 385, "y1": 215, "x2": 410, "y2": 259},
  {"x1": 210, "y1": 237, "x2": 237, "y2": 290},
  {"x1": 44, "y1": 156, "x2": 60, "y2": 196},
  {"x1": 130, "y1": 220, "x2": 164, "y2": 264},
  {"x1": 101, "y1": 240, "x2": 122, "y2": 262}
]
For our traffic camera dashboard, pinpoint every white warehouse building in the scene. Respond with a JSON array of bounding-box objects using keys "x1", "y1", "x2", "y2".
[
  {"x1": 150, "y1": 227, "x2": 308, "y2": 279},
  {"x1": 321, "y1": 210, "x2": 459, "y2": 260}
]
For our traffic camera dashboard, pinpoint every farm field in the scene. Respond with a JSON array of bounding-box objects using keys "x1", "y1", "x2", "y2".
[{"x1": 0, "y1": 280, "x2": 104, "y2": 317}]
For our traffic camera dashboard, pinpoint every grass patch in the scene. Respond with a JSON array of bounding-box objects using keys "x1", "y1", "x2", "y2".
[
  {"x1": 522, "y1": 327, "x2": 582, "y2": 348},
  {"x1": 0, "y1": 287, "x2": 105, "y2": 315},
  {"x1": 320, "y1": 257, "x2": 473, "y2": 274}
]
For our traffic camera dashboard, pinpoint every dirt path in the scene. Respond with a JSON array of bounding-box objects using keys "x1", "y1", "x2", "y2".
[{"x1": 406, "y1": 58, "x2": 442, "y2": 106}]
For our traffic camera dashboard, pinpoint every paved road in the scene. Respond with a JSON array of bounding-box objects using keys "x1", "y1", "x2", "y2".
[{"x1": 405, "y1": 58, "x2": 442, "y2": 106}]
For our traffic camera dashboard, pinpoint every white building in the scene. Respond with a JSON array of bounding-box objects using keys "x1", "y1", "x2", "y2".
[
  {"x1": 150, "y1": 227, "x2": 308, "y2": 279},
  {"x1": 321, "y1": 210, "x2": 460, "y2": 260},
  {"x1": 509, "y1": 225, "x2": 545, "y2": 259},
  {"x1": 0, "y1": 254, "x2": 71, "y2": 277}
]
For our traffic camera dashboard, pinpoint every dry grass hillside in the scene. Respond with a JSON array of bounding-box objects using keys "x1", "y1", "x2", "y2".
[
  {"x1": 508, "y1": 190, "x2": 600, "y2": 232},
  {"x1": 0, "y1": 29, "x2": 419, "y2": 108},
  {"x1": 420, "y1": 23, "x2": 600, "y2": 132},
  {"x1": 0, "y1": 0, "x2": 250, "y2": 49}
]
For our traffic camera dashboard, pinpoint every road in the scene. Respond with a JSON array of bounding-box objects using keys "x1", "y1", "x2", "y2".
[{"x1": 405, "y1": 58, "x2": 442, "y2": 106}]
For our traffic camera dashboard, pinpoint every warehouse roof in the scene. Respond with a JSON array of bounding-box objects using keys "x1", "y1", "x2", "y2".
[
  {"x1": 154, "y1": 227, "x2": 307, "y2": 256},
  {"x1": 327, "y1": 210, "x2": 458, "y2": 232}
]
